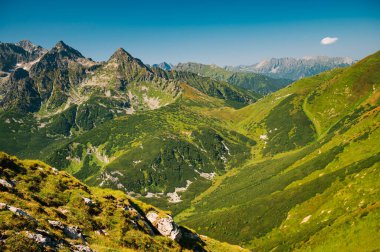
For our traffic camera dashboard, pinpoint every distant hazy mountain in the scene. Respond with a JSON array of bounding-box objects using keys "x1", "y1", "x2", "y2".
[
  {"x1": 225, "y1": 56, "x2": 355, "y2": 80},
  {"x1": 153, "y1": 62, "x2": 173, "y2": 71},
  {"x1": 173, "y1": 62, "x2": 292, "y2": 95}
]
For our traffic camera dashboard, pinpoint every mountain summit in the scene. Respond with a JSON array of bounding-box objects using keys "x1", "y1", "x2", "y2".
[
  {"x1": 108, "y1": 47, "x2": 148, "y2": 69},
  {"x1": 50, "y1": 40, "x2": 85, "y2": 59},
  {"x1": 16, "y1": 40, "x2": 47, "y2": 56}
]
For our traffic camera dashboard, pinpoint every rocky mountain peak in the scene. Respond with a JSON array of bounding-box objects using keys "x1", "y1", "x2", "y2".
[
  {"x1": 16, "y1": 40, "x2": 47, "y2": 58},
  {"x1": 54, "y1": 40, "x2": 68, "y2": 49},
  {"x1": 16, "y1": 40, "x2": 34, "y2": 49},
  {"x1": 51, "y1": 40, "x2": 84, "y2": 59},
  {"x1": 108, "y1": 47, "x2": 150, "y2": 72},
  {"x1": 109, "y1": 48, "x2": 136, "y2": 62}
]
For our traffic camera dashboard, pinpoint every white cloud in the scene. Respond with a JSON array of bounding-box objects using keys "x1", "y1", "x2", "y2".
[{"x1": 320, "y1": 37, "x2": 338, "y2": 45}]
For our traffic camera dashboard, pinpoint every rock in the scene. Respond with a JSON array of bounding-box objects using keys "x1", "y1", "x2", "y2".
[
  {"x1": 26, "y1": 231, "x2": 56, "y2": 247},
  {"x1": 146, "y1": 211, "x2": 182, "y2": 241},
  {"x1": 58, "y1": 207, "x2": 69, "y2": 214},
  {"x1": 6, "y1": 204, "x2": 36, "y2": 221},
  {"x1": 48, "y1": 219, "x2": 85, "y2": 241},
  {"x1": 82, "y1": 197, "x2": 94, "y2": 206},
  {"x1": 48, "y1": 220, "x2": 65, "y2": 229},
  {"x1": 51, "y1": 167, "x2": 59, "y2": 175},
  {"x1": 0, "y1": 178, "x2": 14, "y2": 189},
  {"x1": 73, "y1": 244, "x2": 92, "y2": 252},
  {"x1": 300, "y1": 214, "x2": 312, "y2": 224},
  {"x1": 0, "y1": 202, "x2": 7, "y2": 210},
  {"x1": 64, "y1": 225, "x2": 84, "y2": 240},
  {"x1": 95, "y1": 229, "x2": 108, "y2": 236}
]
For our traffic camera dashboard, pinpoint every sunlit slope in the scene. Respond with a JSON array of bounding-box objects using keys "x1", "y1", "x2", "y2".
[
  {"x1": 176, "y1": 51, "x2": 380, "y2": 250},
  {"x1": 232, "y1": 50, "x2": 379, "y2": 156},
  {"x1": 0, "y1": 152, "x2": 247, "y2": 251}
]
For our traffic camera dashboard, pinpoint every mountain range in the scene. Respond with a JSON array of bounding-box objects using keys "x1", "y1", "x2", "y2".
[
  {"x1": 0, "y1": 40, "x2": 378, "y2": 251},
  {"x1": 153, "y1": 56, "x2": 354, "y2": 95},
  {"x1": 225, "y1": 56, "x2": 355, "y2": 80}
]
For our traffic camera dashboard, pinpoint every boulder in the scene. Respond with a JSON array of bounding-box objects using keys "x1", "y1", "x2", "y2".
[
  {"x1": 82, "y1": 197, "x2": 94, "y2": 207},
  {"x1": 0, "y1": 178, "x2": 14, "y2": 189},
  {"x1": 26, "y1": 231, "x2": 56, "y2": 247},
  {"x1": 146, "y1": 211, "x2": 182, "y2": 241},
  {"x1": 48, "y1": 220, "x2": 65, "y2": 229},
  {"x1": 64, "y1": 225, "x2": 84, "y2": 240},
  {"x1": 1, "y1": 203, "x2": 36, "y2": 221},
  {"x1": 48, "y1": 219, "x2": 85, "y2": 241}
]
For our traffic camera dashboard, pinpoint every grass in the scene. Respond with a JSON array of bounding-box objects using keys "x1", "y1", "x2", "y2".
[
  {"x1": 0, "y1": 152, "x2": 247, "y2": 251},
  {"x1": 175, "y1": 51, "x2": 380, "y2": 250}
]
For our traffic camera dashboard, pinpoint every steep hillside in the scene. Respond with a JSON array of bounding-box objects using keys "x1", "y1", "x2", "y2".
[
  {"x1": 173, "y1": 62, "x2": 292, "y2": 95},
  {"x1": 226, "y1": 56, "x2": 354, "y2": 80},
  {"x1": 176, "y1": 51, "x2": 380, "y2": 250},
  {"x1": 0, "y1": 152, "x2": 246, "y2": 251}
]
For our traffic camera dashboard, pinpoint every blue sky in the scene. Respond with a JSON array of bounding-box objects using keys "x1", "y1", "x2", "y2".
[{"x1": 1, "y1": 0, "x2": 379, "y2": 65}]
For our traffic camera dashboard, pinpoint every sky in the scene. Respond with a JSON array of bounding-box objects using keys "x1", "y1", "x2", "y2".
[{"x1": 1, "y1": 0, "x2": 379, "y2": 65}]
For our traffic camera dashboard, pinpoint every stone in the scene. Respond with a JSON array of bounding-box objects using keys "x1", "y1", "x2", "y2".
[
  {"x1": 82, "y1": 197, "x2": 94, "y2": 206},
  {"x1": 0, "y1": 202, "x2": 7, "y2": 210},
  {"x1": 0, "y1": 178, "x2": 14, "y2": 189},
  {"x1": 146, "y1": 211, "x2": 182, "y2": 241},
  {"x1": 7, "y1": 205, "x2": 36, "y2": 221},
  {"x1": 73, "y1": 244, "x2": 92, "y2": 252},
  {"x1": 64, "y1": 225, "x2": 83, "y2": 240},
  {"x1": 48, "y1": 220, "x2": 65, "y2": 229},
  {"x1": 26, "y1": 231, "x2": 56, "y2": 247}
]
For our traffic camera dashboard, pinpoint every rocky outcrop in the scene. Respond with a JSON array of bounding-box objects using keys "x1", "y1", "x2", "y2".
[
  {"x1": 0, "y1": 178, "x2": 14, "y2": 189},
  {"x1": 0, "y1": 203, "x2": 36, "y2": 221},
  {"x1": 26, "y1": 231, "x2": 56, "y2": 248},
  {"x1": 48, "y1": 220, "x2": 86, "y2": 241},
  {"x1": 16, "y1": 40, "x2": 47, "y2": 59},
  {"x1": 146, "y1": 211, "x2": 182, "y2": 241}
]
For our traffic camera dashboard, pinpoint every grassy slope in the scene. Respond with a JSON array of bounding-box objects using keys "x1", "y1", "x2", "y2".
[
  {"x1": 176, "y1": 51, "x2": 380, "y2": 250},
  {"x1": 0, "y1": 151, "x2": 247, "y2": 252}
]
